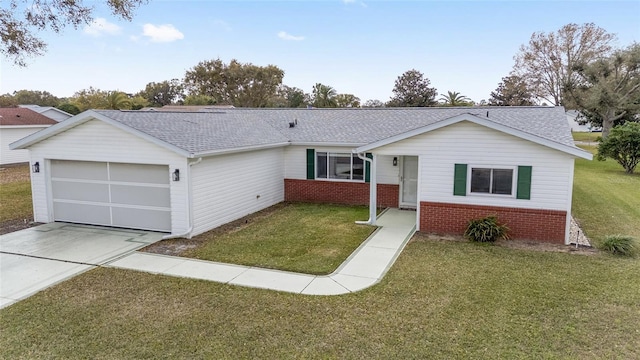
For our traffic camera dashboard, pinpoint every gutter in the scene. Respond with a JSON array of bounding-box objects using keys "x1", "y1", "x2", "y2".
[
  {"x1": 162, "y1": 157, "x2": 203, "y2": 240},
  {"x1": 354, "y1": 151, "x2": 377, "y2": 226}
]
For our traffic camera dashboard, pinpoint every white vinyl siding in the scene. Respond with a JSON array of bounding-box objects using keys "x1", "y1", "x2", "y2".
[
  {"x1": 1, "y1": 126, "x2": 49, "y2": 165},
  {"x1": 374, "y1": 121, "x2": 574, "y2": 211},
  {"x1": 191, "y1": 148, "x2": 284, "y2": 236},
  {"x1": 283, "y1": 146, "x2": 399, "y2": 184},
  {"x1": 27, "y1": 119, "x2": 189, "y2": 234}
]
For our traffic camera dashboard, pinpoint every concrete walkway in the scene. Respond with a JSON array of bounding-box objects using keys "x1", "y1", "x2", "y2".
[{"x1": 107, "y1": 208, "x2": 417, "y2": 295}]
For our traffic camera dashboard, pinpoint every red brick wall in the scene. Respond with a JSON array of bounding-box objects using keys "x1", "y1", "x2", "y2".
[
  {"x1": 420, "y1": 201, "x2": 567, "y2": 244},
  {"x1": 285, "y1": 179, "x2": 399, "y2": 208}
]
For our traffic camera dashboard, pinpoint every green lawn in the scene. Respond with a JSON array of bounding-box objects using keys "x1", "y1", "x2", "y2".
[
  {"x1": 1, "y1": 238, "x2": 638, "y2": 359},
  {"x1": 181, "y1": 203, "x2": 375, "y2": 274},
  {"x1": 571, "y1": 132, "x2": 601, "y2": 142},
  {"x1": 0, "y1": 165, "x2": 32, "y2": 223},
  {"x1": 572, "y1": 145, "x2": 640, "y2": 242}
]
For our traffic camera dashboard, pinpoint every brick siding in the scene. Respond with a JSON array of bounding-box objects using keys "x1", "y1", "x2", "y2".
[
  {"x1": 284, "y1": 179, "x2": 399, "y2": 208},
  {"x1": 420, "y1": 201, "x2": 567, "y2": 244}
]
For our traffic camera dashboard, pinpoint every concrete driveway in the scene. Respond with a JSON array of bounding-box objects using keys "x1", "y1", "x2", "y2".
[{"x1": 0, "y1": 223, "x2": 163, "y2": 309}]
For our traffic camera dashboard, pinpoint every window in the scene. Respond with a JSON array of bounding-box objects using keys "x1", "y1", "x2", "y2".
[
  {"x1": 316, "y1": 152, "x2": 364, "y2": 181},
  {"x1": 470, "y1": 167, "x2": 514, "y2": 195}
]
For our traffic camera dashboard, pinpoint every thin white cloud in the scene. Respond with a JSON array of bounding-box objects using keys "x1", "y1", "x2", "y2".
[
  {"x1": 142, "y1": 24, "x2": 184, "y2": 43},
  {"x1": 277, "y1": 31, "x2": 304, "y2": 41},
  {"x1": 84, "y1": 18, "x2": 121, "y2": 36}
]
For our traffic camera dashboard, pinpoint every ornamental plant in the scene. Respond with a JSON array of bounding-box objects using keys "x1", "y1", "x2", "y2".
[
  {"x1": 598, "y1": 235, "x2": 637, "y2": 257},
  {"x1": 464, "y1": 216, "x2": 510, "y2": 243}
]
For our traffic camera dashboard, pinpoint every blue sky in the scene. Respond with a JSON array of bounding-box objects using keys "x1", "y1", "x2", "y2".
[{"x1": 1, "y1": 0, "x2": 639, "y2": 104}]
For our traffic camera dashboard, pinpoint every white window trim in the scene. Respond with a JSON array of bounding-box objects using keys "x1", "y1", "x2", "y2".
[
  {"x1": 315, "y1": 152, "x2": 365, "y2": 182},
  {"x1": 467, "y1": 165, "x2": 517, "y2": 198}
]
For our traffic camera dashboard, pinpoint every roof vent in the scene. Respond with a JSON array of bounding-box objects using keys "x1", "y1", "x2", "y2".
[
  {"x1": 289, "y1": 118, "x2": 298, "y2": 128},
  {"x1": 486, "y1": 111, "x2": 489, "y2": 117}
]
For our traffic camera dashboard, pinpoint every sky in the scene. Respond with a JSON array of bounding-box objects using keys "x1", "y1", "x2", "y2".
[{"x1": 1, "y1": 0, "x2": 639, "y2": 104}]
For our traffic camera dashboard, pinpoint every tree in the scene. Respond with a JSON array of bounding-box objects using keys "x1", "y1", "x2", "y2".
[
  {"x1": 70, "y1": 87, "x2": 109, "y2": 111},
  {"x1": 184, "y1": 94, "x2": 216, "y2": 105},
  {"x1": 0, "y1": 94, "x2": 18, "y2": 107},
  {"x1": 363, "y1": 99, "x2": 385, "y2": 108},
  {"x1": 310, "y1": 83, "x2": 337, "y2": 108},
  {"x1": 138, "y1": 79, "x2": 184, "y2": 107},
  {"x1": 271, "y1": 85, "x2": 308, "y2": 108},
  {"x1": 129, "y1": 95, "x2": 149, "y2": 110},
  {"x1": 387, "y1": 69, "x2": 437, "y2": 107},
  {"x1": 596, "y1": 122, "x2": 640, "y2": 174},
  {"x1": 489, "y1": 75, "x2": 536, "y2": 106},
  {"x1": 566, "y1": 43, "x2": 640, "y2": 138},
  {"x1": 514, "y1": 23, "x2": 616, "y2": 107},
  {"x1": 335, "y1": 93, "x2": 361, "y2": 108},
  {"x1": 10, "y1": 89, "x2": 60, "y2": 106},
  {"x1": 56, "y1": 103, "x2": 80, "y2": 115},
  {"x1": 1, "y1": 0, "x2": 146, "y2": 66},
  {"x1": 439, "y1": 91, "x2": 472, "y2": 106},
  {"x1": 105, "y1": 91, "x2": 132, "y2": 110},
  {"x1": 183, "y1": 58, "x2": 284, "y2": 107}
]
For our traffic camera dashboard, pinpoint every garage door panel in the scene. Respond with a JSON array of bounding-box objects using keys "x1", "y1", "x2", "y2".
[
  {"x1": 112, "y1": 207, "x2": 171, "y2": 232},
  {"x1": 52, "y1": 181, "x2": 110, "y2": 202},
  {"x1": 50, "y1": 160, "x2": 172, "y2": 232},
  {"x1": 51, "y1": 160, "x2": 108, "y2": 180},
  {"x1": 53, "y1": 202, "x2": 111, "y2": 226},
  {"x1": 109, "y1": 163, "x2": 169, "y2": 184},
  {"x1": 110, "y1": 185, "x2": 170, "y2": 207}
]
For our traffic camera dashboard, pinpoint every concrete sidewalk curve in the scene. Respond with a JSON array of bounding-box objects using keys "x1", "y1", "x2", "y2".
[{"x1": 107, "y1": 208, "x2": 417, "y2": 295}]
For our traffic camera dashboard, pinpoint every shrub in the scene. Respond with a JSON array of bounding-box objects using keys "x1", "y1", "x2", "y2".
[
  {"x1": 596, "y1": 122, "x2": 640, "y2": 174},
  {"x1": 464, "y1": 216, "x2": 510, "y2": 242},
  {"x1": 598, "y1": 235, "x2": 637, "y2": 257}
]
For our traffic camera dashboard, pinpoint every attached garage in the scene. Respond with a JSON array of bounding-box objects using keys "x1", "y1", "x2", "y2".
[{"x1": 50, "y1": 160, "x2": 172, "y2": 232}]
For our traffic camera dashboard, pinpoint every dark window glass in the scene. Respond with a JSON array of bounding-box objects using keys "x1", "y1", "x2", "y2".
[
  {"x1": 316, "y1": 152, "x2": 327, "y2": 178},
  {"x1": 352, "y1": 156, "x2": 364, "y2": 180},
  {"x1": 470, "y1": 168, "x2": 491, "y2": 193},
  {"x1": 492, "y1": 169, "x2": 513, "y2": 195}
]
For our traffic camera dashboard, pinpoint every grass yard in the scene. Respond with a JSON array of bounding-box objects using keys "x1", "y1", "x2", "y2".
[
  {"x1": 571, "y1": 132, "x2": 601, "y2": 142},
  {"x1": 572, "y1": 145, "x2": 640, "y2": 243},
  {"x1": 177, "y1": 203, "x2": 374, "y2": 274},
  {"x1": 0, "y1": 165, "x2": 32, "y2": 224},
  {"x1": 1, "y1": 238, "x2": 638, "y2": 359}
]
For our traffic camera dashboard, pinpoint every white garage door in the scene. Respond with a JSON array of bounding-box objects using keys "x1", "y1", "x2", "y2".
[{"x1": 51, "y1": 160, "x2": 171, "y2": 232}]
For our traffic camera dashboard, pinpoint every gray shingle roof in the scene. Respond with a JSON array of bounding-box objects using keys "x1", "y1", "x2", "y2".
[{"x1": 94, "y1": 106, "x2": 576, "y2": 155}]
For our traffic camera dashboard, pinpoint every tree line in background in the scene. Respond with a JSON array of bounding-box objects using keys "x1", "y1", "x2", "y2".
[{"x1": 1, "y1": 19, "x2": 638, "y2": 138}]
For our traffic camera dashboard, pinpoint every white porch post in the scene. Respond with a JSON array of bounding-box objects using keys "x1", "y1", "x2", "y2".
[{"x1": 369, "y1": 153, "x2": 377, "y2": 225}]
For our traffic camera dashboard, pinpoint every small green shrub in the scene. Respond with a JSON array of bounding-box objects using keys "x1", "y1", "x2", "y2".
[
  {"x1": 598, "y1": 235, "x2": 637, "y2": 257},
  {"x1": 464, "y1": 216, "x2": 510, "y2": 242}
]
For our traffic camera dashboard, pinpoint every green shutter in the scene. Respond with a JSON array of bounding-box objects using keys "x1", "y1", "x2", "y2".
[
  {"x1": 453, "y1": 164, "x2": 467, "y2": 196},
  {"x1": 517, "y1": 166, "x2": 532, "y2": 200},
  {"x1": 364, "y1": 153, "x2": 373, "y2": 183},
  {"x1": 306, "y1": 149, "x2": 315, "y2": 179}
]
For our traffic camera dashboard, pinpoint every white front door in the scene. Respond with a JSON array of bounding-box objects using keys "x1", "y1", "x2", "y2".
[{"x1": 400, "y1": 156, "x2": 418, "y2": 208}]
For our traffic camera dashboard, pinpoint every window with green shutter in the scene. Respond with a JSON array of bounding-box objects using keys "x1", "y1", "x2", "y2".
[
  {"x1": 364, "y1": 153, "x2": 373, "y2": 183},
  {"x1": 306, "y1": 149, "x2": 315, "y2": 179},
  {"x1": 453, "y1": 164, "x2": 467, "y2": 196},
  {"x1": 516, "y1": 166, "x2": 532, "y2": 200}
]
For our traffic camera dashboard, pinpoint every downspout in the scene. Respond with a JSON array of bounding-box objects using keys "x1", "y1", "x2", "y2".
[
  {"x1": 355, "y1": 152, "x2": 377, "y2": 225},
  {"x1": 162, "y1": 157, "x2": 202, "y2": 240}
]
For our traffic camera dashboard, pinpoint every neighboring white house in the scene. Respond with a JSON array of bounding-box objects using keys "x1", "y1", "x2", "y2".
[
  {"x1": 1, "y1": 108, "x2": 57, "y2": 165},
  {"x1": 11, "y1": 107, "x2": 592, "y2": 244},
  {"x1": 18, "y1": 105, "x2": 73, "y2": 122},
  {"x1": 566, "y1": 110, "x2": 602, "y2": 132}
]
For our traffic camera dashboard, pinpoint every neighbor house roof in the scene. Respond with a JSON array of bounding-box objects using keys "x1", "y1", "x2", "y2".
[
  {"x1": 0, "y1": 108, "x2": 58, "y2": 126},
  {"x1": 10, "y1": 106, "x2": 591, "y2": 159}
]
